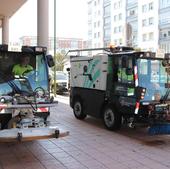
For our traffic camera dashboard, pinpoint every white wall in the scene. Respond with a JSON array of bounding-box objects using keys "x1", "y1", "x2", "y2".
[
  {"x1": 111, "y1": 0, "x2": 127, "y2": 45},
  {"x1": 138, "y1": 0, "x2": 159, "y2": 51}
]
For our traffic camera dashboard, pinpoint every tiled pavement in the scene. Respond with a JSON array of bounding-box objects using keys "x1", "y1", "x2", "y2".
[{"x1": 1, "y1": 101, "x2": 170, "y2": 169}]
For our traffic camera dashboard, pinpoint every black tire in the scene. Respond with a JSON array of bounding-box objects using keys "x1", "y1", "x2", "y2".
[
  {"x1": 103, "y1": 104, "x2": 121, "y2": 131},
  {"x1": 73, "y1": 98, "x2": 86, "y2": 120}
]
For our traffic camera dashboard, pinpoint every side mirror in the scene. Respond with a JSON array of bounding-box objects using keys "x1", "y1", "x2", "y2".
[
  {"x1": 66, "y1": 68, "x2": 70, "y2": 72},
  {"x1": 46, "y1": 55, "x2": 55, "y2": 67},
  {"x1": 126, "y1": 68, "x2": 133, "y2": 75}
]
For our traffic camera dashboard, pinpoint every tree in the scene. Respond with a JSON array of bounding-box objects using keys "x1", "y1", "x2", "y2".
[{"x1": 55, "y1": 52, "x2": 68, "y2": 71}]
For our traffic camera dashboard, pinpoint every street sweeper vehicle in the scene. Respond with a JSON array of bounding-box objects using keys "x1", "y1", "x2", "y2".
[
  {"x1": 68, "y1": 46, "x2": 170, "y2": 135},
  {"x1": 0, "y1": 45, "x2": 68, "y2": 142}
]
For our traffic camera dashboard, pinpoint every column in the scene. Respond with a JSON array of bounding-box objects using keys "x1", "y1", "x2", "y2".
[
  {"x1": 37, "y1": 0, "x2": 49, "y2": 48},
  {"x1": 2, "y1": 16, "x2": 9, "y2": 44}
]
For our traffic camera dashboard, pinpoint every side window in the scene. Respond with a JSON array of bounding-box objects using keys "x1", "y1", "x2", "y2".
[{"x1": 118, "y1": 57, "x2": 134, "y2": 84}]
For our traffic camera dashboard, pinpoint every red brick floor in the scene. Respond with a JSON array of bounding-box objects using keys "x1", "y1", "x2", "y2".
[{"x1": 1, "y1": 102, "x2": 170, "y2": 169}]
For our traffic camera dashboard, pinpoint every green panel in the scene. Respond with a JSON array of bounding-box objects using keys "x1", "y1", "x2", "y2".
[
  {"x1": 88, "y1": 69, "x2": 101, "y2": 88},
  {"x1": 83, "y1": 59, "x2": 100, "y2": 87}
]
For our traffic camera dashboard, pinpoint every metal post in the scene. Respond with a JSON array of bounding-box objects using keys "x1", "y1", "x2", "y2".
[{"x1": 53, "y1": 0, "x2": 57, "y2": 97}]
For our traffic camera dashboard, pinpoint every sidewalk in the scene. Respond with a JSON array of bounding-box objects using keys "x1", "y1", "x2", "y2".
[{"x1": 1, "y1": 101, "x2": 170, "y2": 169}]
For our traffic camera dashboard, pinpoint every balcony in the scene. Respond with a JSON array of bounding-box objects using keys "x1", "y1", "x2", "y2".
[
  {"x1": 159, "y1": 35, "x2": 170, "y2": 42},
  {"x1": 159, "y1": 19, "x2": 170, "y2": 29},
  {"x1": 127, "y1": 0, "x2": 138, "y2": 9}
]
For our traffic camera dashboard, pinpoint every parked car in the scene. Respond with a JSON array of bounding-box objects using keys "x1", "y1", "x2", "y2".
[{"x1": 51, "y1": 71, "x2": 68, "y2": 94}]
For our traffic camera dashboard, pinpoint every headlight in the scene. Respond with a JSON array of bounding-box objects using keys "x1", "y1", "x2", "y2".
[{"x1": 0, "y1": 97, "x2": 5, "y2": 103}]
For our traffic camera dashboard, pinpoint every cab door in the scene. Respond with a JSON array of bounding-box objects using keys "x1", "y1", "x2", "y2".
[{"x1": 113, "y1": 54, "x2": 136, "y2": 114}]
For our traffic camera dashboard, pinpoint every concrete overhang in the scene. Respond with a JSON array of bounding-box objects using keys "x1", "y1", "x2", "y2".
[{"x1": 0, "y1": 0, "x2": 27, "y2": 25}]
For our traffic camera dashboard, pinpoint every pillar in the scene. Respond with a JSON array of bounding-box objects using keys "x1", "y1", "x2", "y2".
[
  {"x1": 37, "y1": 0, "x2": 49, "y2": 49},
  {"x1": 2, "y1": 16, "x2": 9, "y2": 44}
]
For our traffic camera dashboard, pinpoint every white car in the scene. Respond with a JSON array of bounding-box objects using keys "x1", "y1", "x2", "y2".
[{"x1": 51, "y1": 71, "x2": 68, "y2": 94}]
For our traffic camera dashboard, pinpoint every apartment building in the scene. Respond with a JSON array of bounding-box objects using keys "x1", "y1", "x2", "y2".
[
  {"x1": 126, "y1": 0, "x2": 138, "y2": 47},
  {"x1": 159, "y1": 0, "x2": 170, "y2": 52},
  {"x1": 111, "y1": 0, "x2": 126, "y2": 46},
  {"x1": 88, "y1": 0, "x2": 104, "y2": 48},
  {"x1": 103, "y1": 0, "x2": 111, "y2": 47},
  {"x1": 88, "y1": 0, "x2": 168, "y2": 52},
  {"x1": 138, "y1": 0, "x2": 159, "y2": 51}
]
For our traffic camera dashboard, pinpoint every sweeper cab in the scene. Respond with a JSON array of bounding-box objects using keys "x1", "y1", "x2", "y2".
[
  {"x1": 0, "y1": 45, "x2": 68, "y2": 142},
  {"x1": 68, "y1": 46, "x2": 170, "y2": 135}
]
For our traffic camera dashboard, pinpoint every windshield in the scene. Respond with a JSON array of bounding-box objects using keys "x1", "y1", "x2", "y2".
[
  {"x1": 26, "y1": 54, "x2": 48, "y2": 92},
  {"x1": 0, "y1": 77, "x2": 33, "y2": 96},
  {"x1": 137, "y1": 58, "x2": 170, "y2": 101},
  {"x1": 0, "y1": 52, "x2": 49, "y2": 99}
]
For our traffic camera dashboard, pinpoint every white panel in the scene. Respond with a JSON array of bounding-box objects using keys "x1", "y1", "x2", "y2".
[{"x1": 70, "y1": 54, "x2": 108, "y2": 91}]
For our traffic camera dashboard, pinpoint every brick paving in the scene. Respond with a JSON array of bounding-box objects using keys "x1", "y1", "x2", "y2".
[{"x1": 1, "y1": 101, "x2": 170, "y2": 169}]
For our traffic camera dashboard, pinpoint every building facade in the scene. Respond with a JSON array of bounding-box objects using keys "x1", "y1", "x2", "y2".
[
  {"x1": 103, "y1": 0, "x2": 111, "y2": 47},
  {"x1": 88, "y1": 0, "x2": 104, "y2": 48},
  {"x1": 159, "y1": 0, "x2": 170, "y2": 52},
  {"x1": 126, "y1": 0, "x2": 138, "y2": 47},
  {"x1": 110, "y1": 0, "x2": 126, "y2": 46},
  {"x1": 138, "y1": 0, "x2": 159, "y2": 51},
  {"x1": 20, "y1": 36, "x2": 87, "y2": 53},
  {"x1": 88, "y1": 0, "x2": 169, "y2": 52}
]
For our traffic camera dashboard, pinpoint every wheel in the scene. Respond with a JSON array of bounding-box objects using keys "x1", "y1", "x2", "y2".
[
  {"x1": 103, "y1": 104, "x2": 121, "y2": 131},
  {"x1": 73, "y1": 98, "x2": 86, "y2": 120}
]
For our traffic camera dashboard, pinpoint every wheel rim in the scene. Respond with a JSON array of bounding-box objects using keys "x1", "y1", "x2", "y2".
[
  {"x1": 74, "y1": 102, "x2": 82, "y2": 116},
  {"x1": 104, "y1": 109, "x2": 115, "y2": 127}
]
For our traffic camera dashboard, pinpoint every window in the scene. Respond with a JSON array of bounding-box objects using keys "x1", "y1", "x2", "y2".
[
  {"x1": 168, "y1": 31, "x2": 170, "y2": 36},
  {"x1": 118, "y1": 0, "x2": 122, "y2": 8},
  {"x1": 119, "y1": 26, "x2": 122, "y2": 33},
  {"x1": 118, "y1": 57, "x2": 134, "y2": 84},
  {"x1": 98, "y1": 10, "x2": 100, "y2": 16},
  {"x1": 114, "y1": 27, "x2": 118, "y2": 33},
  {"x1": 104, "y1": 17, "x2": 110, "y2": 25},
  {"x1": 142, "y1": 4, "x2": 147, "y2": 13},
  {"x1": 149, "y1": 17, "x2": 154, "y2": 25},
  {"x1": 94, "y1": 1, "x2": 97, "y2": 6},
  {"x1": 149, "y1": 32, "x2": 154, "y2": 40},
  {"x1": 114, "y1": 15, "x2": 117, "y2": 22},
  {"x1": 94, "y1": 33, "x2": 96, "y2": 38},
  {"x1": 119, "y1": 13, "x2": 122, "y2": 20},
  {"x1": 94, "y1": 22, "x2": 96, "y2": 28},
  {"x1": 129, "y1": 10, "x2": 135, "y2": 16},
  {"x1": 143, "y1": 34, "x2": 147, "y2": 41},
  {"x1": 142, "y1": 19, "x2": 147, "y2": 27},
  {"x1": 149, "y1": 2, "x2": 153, "y2": 10},
  {"x1": 119, "y1": 38, "x2": 123, "y2": 44},
  {"x1": 98, "y1": 21, "x2": 100, "y2": 27},
  {"x1": 114, "y1": 3, "x2": 117, "y2": 9},
  {"x1": 104, "y1": 28, "x2": 111, "y2": 37},
  {"x1": 98, "y1": 32, "x2": 100, "y2": 38},
  {"x1": 104, "y1": 5, "x2": 110, "y2": 16}
]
